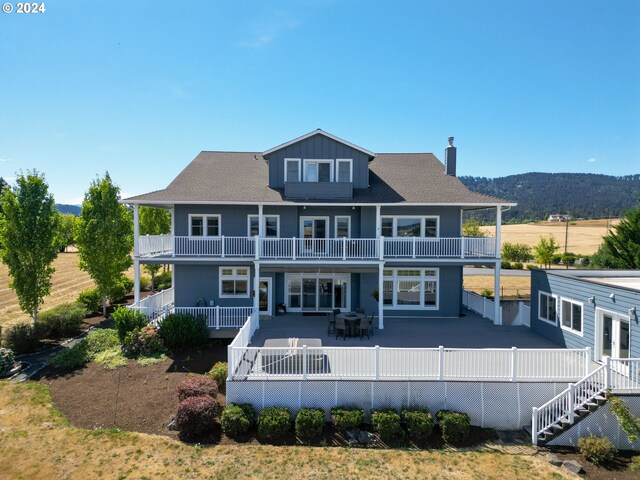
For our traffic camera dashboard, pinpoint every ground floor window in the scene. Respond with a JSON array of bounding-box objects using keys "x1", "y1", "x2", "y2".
[
  {"x1": 285, "y1": 273, "x2": 349, "y2": 311},
  {"x1": 219, "y1": 267, "x2": 250, "y2": 297},
  {"x1": 560, "y1": 298, "x2": 583, "y2": 335},
  {"x1": 538, "y1": 291, "x2": 557, "y2": 325},
  {"x1": 383, "y1": 268, "x2": 438, "y2": 309}
]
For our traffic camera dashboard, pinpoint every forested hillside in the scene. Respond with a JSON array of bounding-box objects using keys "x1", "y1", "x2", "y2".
[{"x1": 460, "y1": 173, "x2": 640, "y2": 222}]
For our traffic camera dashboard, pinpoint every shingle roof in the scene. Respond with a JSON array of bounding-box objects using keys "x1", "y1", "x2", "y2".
[{"x1": 124, "y1": 151, "x2": 512, "y2": 205}]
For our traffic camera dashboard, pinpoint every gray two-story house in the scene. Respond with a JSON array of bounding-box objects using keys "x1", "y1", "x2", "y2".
[{"x1": 124, "y1": 129, "x2": 513, "y2": 331}]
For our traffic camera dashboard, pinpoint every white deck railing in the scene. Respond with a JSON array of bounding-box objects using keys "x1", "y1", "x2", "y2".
[
  {"x1": 173, "y1": 306, "x2": 254, "y2": 329},
  {"x1": 127, "y1": 287, "x2": 174, "y2": 318},
  {"x1": 136, "y1": 235, "x2": 496, "y2": 260},
  {"x1": 462, "y1": 290, "x2": 503, "y2": 324},
  {"x1": 138, "y1": 235, "x2": 173, "y2": 257},
  {"x1": 227, "y1": 310, "x2": 260, "y2": 381},
  {"x1": 228, "y1": 343, "x2": 592, "y2": 381}
]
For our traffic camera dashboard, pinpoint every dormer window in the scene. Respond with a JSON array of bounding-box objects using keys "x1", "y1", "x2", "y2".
[
  {"x1": 336, "y1": 159, "x2": 352, "y2": 182},
  {"x1": 285, "y1": 158, "x2": 301, "y2": 182},
  {"x1": 304, "y1": 159, "x2": 333, "y2": 182}
]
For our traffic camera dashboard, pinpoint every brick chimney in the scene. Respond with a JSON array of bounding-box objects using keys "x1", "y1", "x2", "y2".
[{"x1": 445, "y1": 136, "x2": 456, "y2": 176}]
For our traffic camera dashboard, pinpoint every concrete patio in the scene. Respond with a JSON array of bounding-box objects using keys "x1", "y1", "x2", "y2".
[{"x1": 250, "y1": 309, "x2": 563, "y2": 349}]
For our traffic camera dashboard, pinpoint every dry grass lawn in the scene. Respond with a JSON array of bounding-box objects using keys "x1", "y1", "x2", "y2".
[
  {"x1": 0, "y1": 382, "x2": 573, "y2": 480},
  {"x1": 481, "y1": 219, "x2": 619, "y2": 255},
  {"x1": 0, "y1": 252, "x2": 135, "y2": 330},
  {"x1": 463, "y1": 274, "x2": 532, "y2": 298}
]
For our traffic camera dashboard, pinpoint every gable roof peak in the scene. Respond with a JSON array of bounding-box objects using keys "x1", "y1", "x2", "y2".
[{"x1": 262, "y1": 129, "x2": 376, "y2": 158}]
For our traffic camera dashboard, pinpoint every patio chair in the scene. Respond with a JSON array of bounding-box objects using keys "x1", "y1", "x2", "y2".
[
  {"x1": 358, "y1": 315, "x2": 373, "y2": 340},
  {"x1": 335, "y1": 315, "x2": 347, "y2": 340},
  {"x1": 327, "y1": 310, "x2": 338, "y2": 335}
]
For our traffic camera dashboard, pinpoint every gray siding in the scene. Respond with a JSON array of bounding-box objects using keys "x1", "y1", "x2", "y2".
[
  {"x1": 285, "y1": 181, "x2": 352, "y2": 200},
  {"x1": 267, "y1": 133, "x2": 371, "y2": 189},
  {"x1": 174, "y1": 263, "x2": 255, "y2": 308},
  {"x1": 530, "y1": 270, "x2": 640, "y2": 360},
  {"x1": 380, "y1": 206, "x2": 462, "y2": 237}
]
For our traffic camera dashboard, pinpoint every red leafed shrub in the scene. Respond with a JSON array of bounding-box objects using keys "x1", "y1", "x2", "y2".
[
  {"x1": 176, "y1": 395, "x2": 218, "y2": 441},
  {"x1": 177, "y1": 376, "x2": 218, "y2": 402}
]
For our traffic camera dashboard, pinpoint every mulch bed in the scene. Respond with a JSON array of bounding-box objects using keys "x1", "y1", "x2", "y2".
[
  {"x1": 544, "y1": 446, "x2": 638, "y2": 480},
  {"x1": 35, "y1": 341, "x2": 228, "y2": 436}
]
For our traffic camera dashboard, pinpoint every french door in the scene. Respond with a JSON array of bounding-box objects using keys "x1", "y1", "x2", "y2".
[
  {"x1": 258, "y1": 278, "x2": 272, "y2": 316},
  {"x1": 597, "y1": 308, "x2": 630, "y2": 374},
  {"x1": 300, "y1": 217, "x2": 328, "y2": 253}
]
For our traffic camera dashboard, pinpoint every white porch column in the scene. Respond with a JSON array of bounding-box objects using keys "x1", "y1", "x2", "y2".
[
  {"x1": 258, "y1": 204, "x2": 264, "y2": 238},
  {"x1": 253, "y1": 262, "x2": 260, "y2": 313},
  {"x1": 494, "y1": 206, "x2": 502, "y2": 325},
  {"x1": 134, "y1": 259, "x2": 140, "y2": 306},
  {"x1": 378, "y1": 263, "x2": 384, "y2": 329},
  {"x1": 375, "y1": 205, "x2": 382, "y2": 237},
  {"x1": 170, "y1": 206, "x2": 175, "y2": 257},
  {"x1": 133, "y1": 204, "x2": 139, "y2": 257}
]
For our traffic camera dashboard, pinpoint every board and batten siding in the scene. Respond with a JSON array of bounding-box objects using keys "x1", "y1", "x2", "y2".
[
  {"x1": 530, "y1": 270, "x2": 640, "y2": 361},
  {"x1": 266, "y1": 133, "x2": 371, "y2": 189}
]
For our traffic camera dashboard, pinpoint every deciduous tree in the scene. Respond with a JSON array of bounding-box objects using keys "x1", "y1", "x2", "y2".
[
  {"x1": 501, "y1": 242, "x2": 532, "y2": 262},
  {"x1": 533, "y1": 235, "x2": 560, "y2": 268},
  {"x1": 462, "y1": 219, "x2": 486, "y2": 238},
  {"x1": 55, "y1": 212, "x2": 78, "y2": 252},
  {"x1": 75, "y1": 173, "x2": 133, "y2": 316},
  {"x1": 0, "y1": 171, "x2": 59, "y2": 324},
  {"x1": 139, "y1": 206, "x2": 171, "y2": 289}
]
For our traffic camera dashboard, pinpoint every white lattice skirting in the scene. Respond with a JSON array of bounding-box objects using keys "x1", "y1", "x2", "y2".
[{"x1": 227, "y1": 380, "x2": 571, "y2": 430}]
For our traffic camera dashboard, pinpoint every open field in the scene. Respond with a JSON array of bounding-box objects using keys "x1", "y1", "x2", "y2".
[
  {"x1": 0, "y1": 381, "x2": 574, "y2": 480},
  {"x1": 482, "y1": 219, "x2": 619, "y2": 255},
  {"x1": 0, "y1": 252, "x2": 136, "y2": 330},
  {"x1": 463, "y1": 273, "x2": 531, "y2": 298}
]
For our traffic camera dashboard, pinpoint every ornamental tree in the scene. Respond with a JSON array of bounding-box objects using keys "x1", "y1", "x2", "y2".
[
  {"x1": 75, "y1": 173, "x2": 133, "y2": 316},
  {"x1": 0, "y1": 171, "x2": 59, "y2": 324},
  {"x1": 533, "y1": 235, "x2": 560, "y2": 269}
]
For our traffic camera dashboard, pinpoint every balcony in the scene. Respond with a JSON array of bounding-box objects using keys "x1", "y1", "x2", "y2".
[
  {"x1": 284, "y1": 181, "x2": 352, "y2": 200},
  {"x1": 137, "y1": 235, "x2": 497, "y2": 260}
]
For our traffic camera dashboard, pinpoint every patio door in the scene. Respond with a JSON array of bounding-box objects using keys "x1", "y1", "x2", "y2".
[
  {"x1": 300, "y1": 217, "x2": 329, "y2": 254},
  {"x1": 258, "y1": 278, "x2": 272, "y2": 316},
  {"x1": 597, "y1": 308, "x2": 630, "y2": 374},
  {"x1": 286, "y1": 273, "x2": 349, "y2": 312}
]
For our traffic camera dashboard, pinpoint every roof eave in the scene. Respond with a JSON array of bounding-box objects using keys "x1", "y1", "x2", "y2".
[{"x1": 262, "y1": 129, "x2": 376, "y2": 158}]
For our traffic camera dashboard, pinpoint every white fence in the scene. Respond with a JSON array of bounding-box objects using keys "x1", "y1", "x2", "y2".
[
  {"x1": 229, "y1": 344, "x2": 591, "y2": 382},
  {"x1": 462, "y1": 290, "x2": 502, "y2": 324},
  {"x1": 227, "y1": 311, "x2": 260, "y2": 380},
  {"x1": 513, "y1": 302, "x2": 531, "y2": 327},
  {"x1": 136, "y1": 235, "x2": 497, "y2": 260},
  {"x1": 173, "y1": 306, "x2": 254, "y2": 329}
]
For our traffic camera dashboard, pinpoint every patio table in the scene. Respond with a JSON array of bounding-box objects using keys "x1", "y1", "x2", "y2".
[{"x1": 336, "y1": 313, "x2": 365, "y2": 337}]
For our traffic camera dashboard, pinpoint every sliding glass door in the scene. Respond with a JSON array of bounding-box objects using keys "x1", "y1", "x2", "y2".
[{"x1": 285, "y1": 273, "x2": 349, "y2": 312}]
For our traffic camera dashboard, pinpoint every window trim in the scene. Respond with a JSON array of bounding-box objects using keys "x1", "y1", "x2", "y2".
[
  {"x1": 188, "y1": 214, "x2": 221, "y2": 237},
  {"x1": 380, "y1": 215, "x2": 440, "y2": 238},
  {"x1": 284, "y1": 158, "x2": 301, "y2": 182},
  {"x1": 335, "y1": 216, "x2": 351, "y2": 238},
  {"x1": 219, "y1": 266, "x2": 250, "y2": 298},
  {"x1": 299, "y1": 216, "x2": 330, "y2": 239},
  {"x1": 382, "y1": 268, "x2": 439, "y2": 310},
  {"x1": 247, "y1": 215, "x2": 280, "y2": 238},
  {"x1": 537, "y1": 291, "x2": 558, "y2": 326},
  {"x1": 560, "y1": 297, "x2": 584, "y2": 336},
  {"x1": 303, "y1": 159, "x2": 333, "y2": 183},
  {"x1": 336, "y1": 158, "x2": 353, "y2": 182}
]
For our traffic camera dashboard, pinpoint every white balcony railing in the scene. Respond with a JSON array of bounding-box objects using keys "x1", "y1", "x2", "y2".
[{"x1": 137, "y1": 235, "x2": 497, "y2": 260}]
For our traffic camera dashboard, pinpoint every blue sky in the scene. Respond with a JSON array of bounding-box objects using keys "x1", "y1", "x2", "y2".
[{"x1": 1, "y1": 0, "x2": 638, "y2": 204}]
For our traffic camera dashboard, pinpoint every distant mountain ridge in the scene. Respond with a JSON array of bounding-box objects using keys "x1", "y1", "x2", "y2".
[
  {"x1": 56, "y1": 204, "x2": 81, "y2": 216},
  {"x1": 459, "y1": 173, "x2": 640, "y2": 222}
]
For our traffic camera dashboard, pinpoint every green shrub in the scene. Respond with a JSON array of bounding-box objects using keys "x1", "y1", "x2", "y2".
[
  {"x1": 0, "y1": 348, "x2": 16, "y2": 376},
  {"x1": 176, "y1": 395, "x2": 218, "y2": 441},
  {"x1": 156, "y1": 270, "x2": 172, "y2": 285},
  {"x1": 50, "y1": 342, "x2": 90, "y2": 369},
  {"x1": 561, "y1": 253, "x2": 576, "y2": 265},
  {"x1": 207, "y1": 362, "x2": 228, "y2": 392},
  {"x1": 330, "y1": 407, "x2": 364, "y2": 431},
  {"x1": 437, "y1": 410, "x2": 471, "y2": 445},
  {"x1": 221, "y1": 404, "x2": 251, "y2": 438},
  {"x1": 94, "y1": 348, "x2": 127, "y2": 369},
  {"x1": 295, "y1": 408, "x2": 325, "y2": 440},
  {"x1": 177, "y1": 376, "x2": 218, "y2": 402},
  {"x1": 158, "y1": 313, "x2": 208, "y2": 350},
  {"x1": 401, "y1": 409, "x2": 434, "y2": 440},
  {"x1": 5, "y1": 323, "x2": 41, "y2": 354},
  {"x1": 112, "y1": 307, "x2": 148, "y2": 343},
  {"x1": 480, "y1": 289, "x2": 493, "y2": 298},
  {"x1": 501, "y1": 260, "x2": 512, "y2": 270},
  {"x1": 630, "y1": 455, "x2": 640, "y2": 473},
  {"x1": 109, "y1": 277, "x2": 134, "y2": 304},
  {"x1": 577, "y1": 436, "x2": 616, "y2": 465},
  {"x1": 526, "y1": 264, "x2": 536, "y2": 270},
  {"x1": 371, "y1": 409, "x2": 405, "y2": 444},
  {"x1": 257, "y1": 406, "x2": 292, "y2": 440},
  {"x1": 139, "y1": 276, "x2": 152, "y2": 291},
  {"x1": 85, "y1": 328, "x2": 120, "y2": 356},
  {"x1": 551, "y1": 253, "x2": 562, "y2": 265},
  {"x1": 501, "y1": 242, "x2": 532, "y2": 262},
  {"x1": 39, "y1": 302, "x2": 87, "y2": 338},
  {"x1": 512, "y1": 262, "x2": 524, "y2": 270},
  {"x1": 123, "y1": 325, "x2": 164, "y2": 356},
  {"x1": 77, "y1": 288, "x2": 101, "y2": 314},
  {"x1": 238, "y1": 403, "x2": 256, "y2": 427}
]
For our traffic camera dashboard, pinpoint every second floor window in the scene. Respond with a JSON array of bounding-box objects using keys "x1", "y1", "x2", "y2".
[
  {"x1": 248, "y1": 215, "x2": 279, "y2": 237},
  {"x1": 336, "y1": 159, "x2": 352, "y2": 182},
  {"x1": 190, "y1": 215, "x2": 220, "y2": 236},
  {"x1": 381, "y1": 216, "x2": 439, "y2": 237},
  {"x1": 335, "y1": 216, "x2": 351, "y2": 238},
  {"x1": 304, "y1": 160, "x2": 332, "y2": 182}
]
